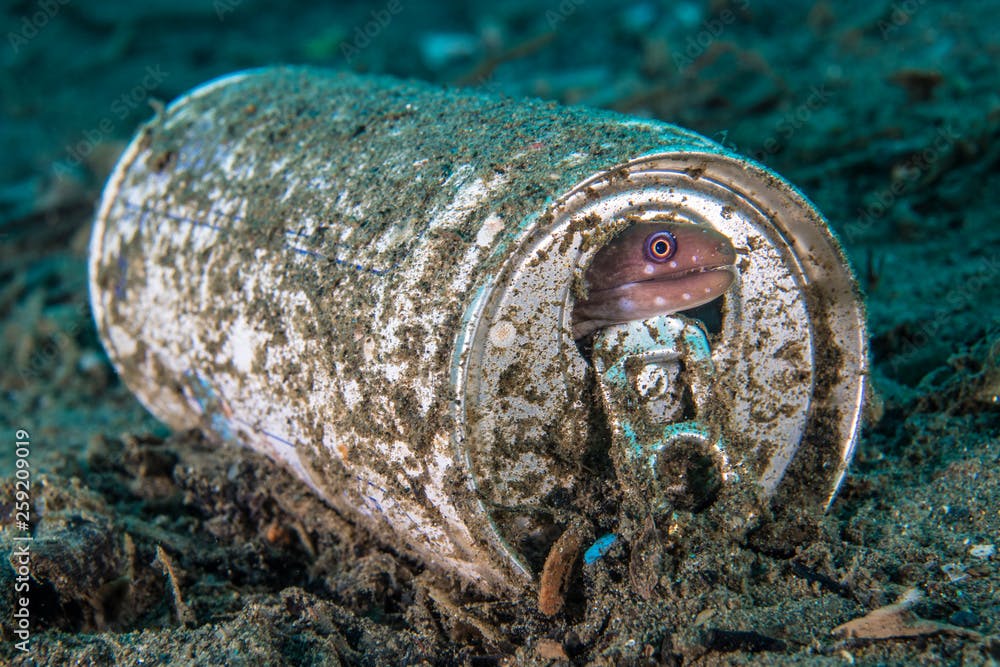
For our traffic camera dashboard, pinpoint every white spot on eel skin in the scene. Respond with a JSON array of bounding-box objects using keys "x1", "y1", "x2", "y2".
[
  {"x1": 644, "y1": 264, "x2": 655, "y2": 274},
  {"x1": 655, "y1": 296, "x2": 666, "y2": 306},
  {"x1": 682, "y1": 292, "x2": 692, "y2": 301},
  {"x1": 669, "y1": 260, "x2": 678, "y2": 268}
]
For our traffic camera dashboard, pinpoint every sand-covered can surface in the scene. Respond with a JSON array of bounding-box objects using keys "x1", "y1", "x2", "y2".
[{"x1": 89, "y1": 66, "x2": 865, "y2": 595}]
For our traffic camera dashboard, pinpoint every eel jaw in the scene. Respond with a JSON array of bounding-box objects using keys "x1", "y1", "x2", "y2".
[{"x1": 571, "y1": 265, "x2": 736, "y2": 339}]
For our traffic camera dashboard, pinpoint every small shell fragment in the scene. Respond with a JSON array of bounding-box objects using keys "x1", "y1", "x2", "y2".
[
  {"x1": 831, "y1": 589, "x2": 982, "y2": 641},
  {"x1": 968, "y1": 543, "x2": 995, "y2": 559}
]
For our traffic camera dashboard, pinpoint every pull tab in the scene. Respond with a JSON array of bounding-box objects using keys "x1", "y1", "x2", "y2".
[{"x1": 592, "y1": 315, "x2": 735, "y2": 514}]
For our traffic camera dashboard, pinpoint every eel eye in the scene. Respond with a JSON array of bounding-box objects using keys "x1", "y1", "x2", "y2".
[{"x1": 644, "y1": 230, "x2": 677, "y2": 262}]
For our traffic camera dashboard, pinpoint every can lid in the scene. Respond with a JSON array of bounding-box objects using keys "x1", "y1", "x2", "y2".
[{"x1": 456, "y1": 150, "x2": 867, "y2": 577}]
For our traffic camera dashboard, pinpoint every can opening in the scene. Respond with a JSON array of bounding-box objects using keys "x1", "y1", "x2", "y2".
[{"x1": 570, "y1": 217, "x2": 737, "y2": 342}]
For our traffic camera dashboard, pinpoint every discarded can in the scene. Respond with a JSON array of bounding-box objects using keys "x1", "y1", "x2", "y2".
[{"x1": 88, "y1": 67, "x2": 868, "y2": 594}]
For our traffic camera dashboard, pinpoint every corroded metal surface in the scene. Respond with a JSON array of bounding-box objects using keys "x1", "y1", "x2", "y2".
[{"x1": 89, "y1": 67, "x2": 867, "y2": 593}]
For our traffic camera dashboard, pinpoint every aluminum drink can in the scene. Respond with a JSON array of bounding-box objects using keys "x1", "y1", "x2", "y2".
[{"x1": 89, "y1": 67, "x2": 868, "y2": 594}]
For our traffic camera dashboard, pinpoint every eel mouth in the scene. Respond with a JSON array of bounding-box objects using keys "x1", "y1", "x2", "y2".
[
  {"x1": 572, "y1": 264, "x2": 736, "y2": 339},
  {"x1": 606, "y1": 261, "x2": 736, "y2": 291}
]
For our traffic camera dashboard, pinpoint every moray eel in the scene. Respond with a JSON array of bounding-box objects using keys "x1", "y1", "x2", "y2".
[{"x1": 572, "y1": 222, "x2": 737, "y2": 339}]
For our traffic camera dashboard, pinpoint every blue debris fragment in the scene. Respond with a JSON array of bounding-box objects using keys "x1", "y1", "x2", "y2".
[{"x1": 584, "y1": 533, "x2": 617, "y2": 564}]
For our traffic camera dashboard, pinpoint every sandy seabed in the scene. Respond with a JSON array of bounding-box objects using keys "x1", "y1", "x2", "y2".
[{"x1": 2, "y1": 0, "x2": 998, "y2": 664}]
